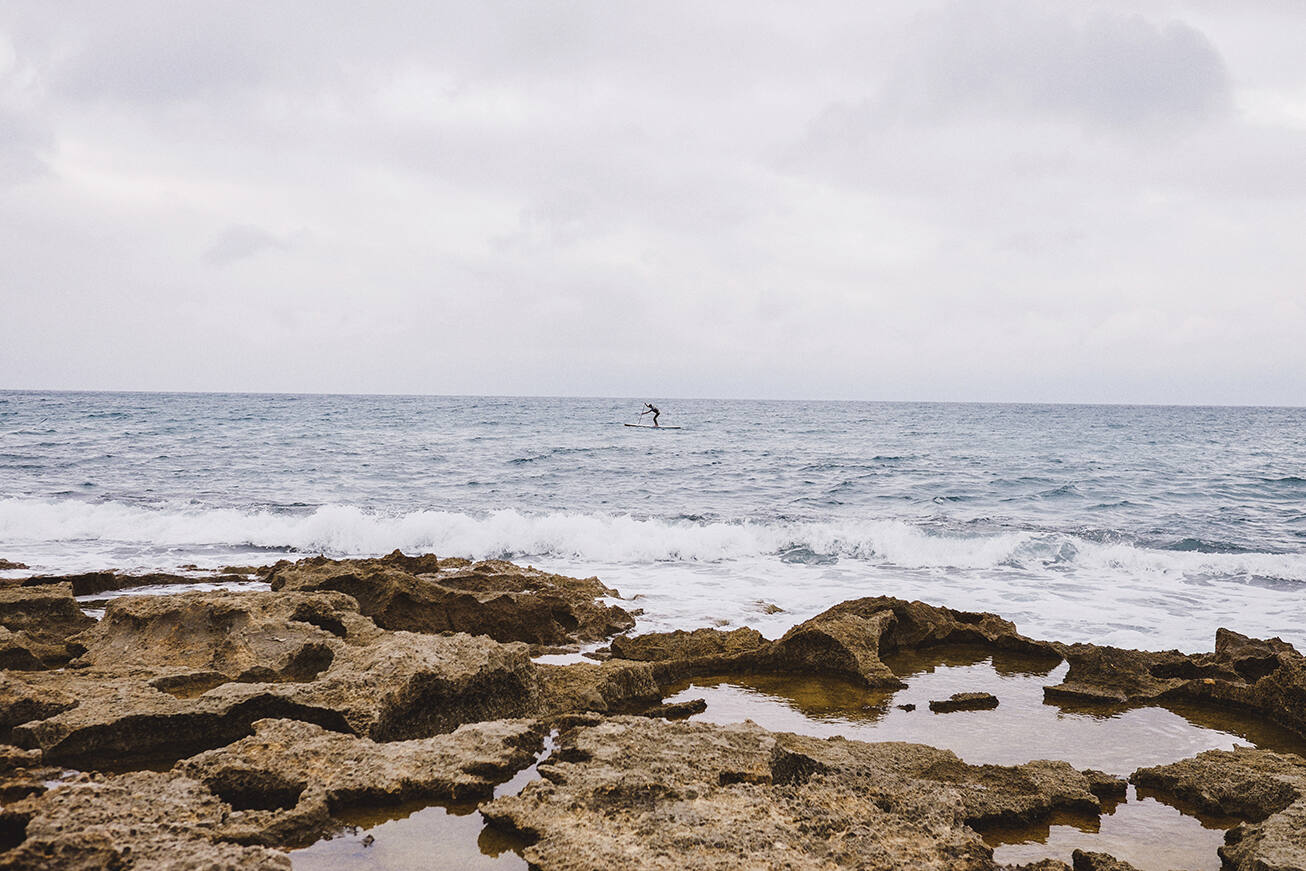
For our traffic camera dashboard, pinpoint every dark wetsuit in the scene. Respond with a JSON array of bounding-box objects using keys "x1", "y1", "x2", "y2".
[{"x1": 642, "y1": 404, "x2": 660, "y2": 426}]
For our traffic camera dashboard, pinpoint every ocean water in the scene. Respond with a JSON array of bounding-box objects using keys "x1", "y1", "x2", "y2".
[{"x1": 1, "y1": 390, "x2": 1303, "y2": 651}]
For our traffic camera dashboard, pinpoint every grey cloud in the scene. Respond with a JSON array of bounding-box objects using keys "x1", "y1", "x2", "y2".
[
  {"x1": 874, "y1": 3, "x2": 1230, "y2": 131},
  {"x1": 204, "y1": 225, "x2": 288, "y2": 266}
]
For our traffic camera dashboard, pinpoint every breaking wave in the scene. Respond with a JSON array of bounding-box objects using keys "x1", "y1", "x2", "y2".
[{"x1": 2, "y1": 497, "x2": 1304, "y2": 583}]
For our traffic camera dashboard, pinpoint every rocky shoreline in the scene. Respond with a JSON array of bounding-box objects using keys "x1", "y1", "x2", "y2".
[{"x1": 0, "y1": 552, "x2": 1304, "y2": 870}]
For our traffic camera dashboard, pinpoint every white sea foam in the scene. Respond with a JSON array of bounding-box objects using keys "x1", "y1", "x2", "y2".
[{"x1": 2, "y1": 497, "x2": 1303, "y2": 583}]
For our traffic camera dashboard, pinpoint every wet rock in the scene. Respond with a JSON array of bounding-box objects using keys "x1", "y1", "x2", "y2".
[
  {"x1": 7, "y1": 629, "x2": 539, "y2": 768},
  {"x1": 609, "y1": 626, "x2": 767, "y2": 662},
  {"x1": 0, "y1": 583, "x2": 95, "y2": 668},
  {"x1": 268, "y1": 554, "x2": 635, "y2": 646},
  {"x1": 0, "y1": 561, "x2": 27, "y2": 571},
  {"x1": 1131, "y1": 746, "x2": 1306, "y2": 871},
  {"x1": 1046, "y1": 629, "x2": 1306, "y2": 738},
  {"x1": 769, "y1": 609, "x2": 908, "y2": 688},
  {"x1": 602, "y1": 596, "x2": 1060, "y2": 692},
  {"x1": 930, "y1": 692, "x2": 1000, "y2": 713},
  {"x1": 13, "y1": 570, "x2": 253, "y2": 597},
  {"x1": 635, "y1": 698, "x2": 707, "y2": 720},
  {"x1": 174, "y1": 717, "x2": 544, "y2": 846},
  {"x1": 1070, "y1": 851, "x2": 1144, "y2": 871},
  {"x1": 71, "y1": 589, "x2": 377, "y2": 681},
  {"x1": 482, "y1": 716, "x2": 1113, "y2": 870},
  {"x1": 536, "y1": 660, "x2": 661, "y2": 717},
  {"x1": 0, "y1": 770, "x2": 290, "y2": 870}
]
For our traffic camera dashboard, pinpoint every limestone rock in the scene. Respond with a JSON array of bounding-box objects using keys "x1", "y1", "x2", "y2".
[
  {"x1": 71, "y1": 589, "x2": 379, "y2": 681},
  {"x1": 7, "y1": 629, "x2": 539, "y2": 768},
  {"x1": 482, "y1": 716, "x2": 1113, "y2": 871},
  {"x1": 1131, "y1": 746, "x2": 1306, "y2": 871},
  {"x1": 0, "y1": 771, "x2": 290, "y2": 870},
  {"x1": 1046, "y1": 629, "x2": 1306, "y2": 738},
  {"x1": 1069, "y1": 851, "x2": 1144, "y2": 871},
  {"x1": 174, "y1": 717, "x2": 544, "y2": 846},
  {"x1": 268, "y1": 553, "x2": 635, "y2": 646},
  {"x1": 13, "y1": 570, "x2": 253, "y2": 597},
  {"x1": 0, "y1": 583, "x2": 95, "y2": 668}
]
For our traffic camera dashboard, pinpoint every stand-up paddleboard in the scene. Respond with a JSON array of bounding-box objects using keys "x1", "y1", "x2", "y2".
[{"x1": 624, "y1": 423, "x2": 681, "y2": 429}]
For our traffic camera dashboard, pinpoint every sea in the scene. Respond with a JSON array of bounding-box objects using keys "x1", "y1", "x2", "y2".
[{"x1": 1, "y1": 390, "x2": 1303, "y2": 653}]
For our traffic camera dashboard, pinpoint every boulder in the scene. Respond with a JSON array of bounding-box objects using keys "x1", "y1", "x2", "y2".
[
  {"x1": 0, "y1": 583, "x2": 95, "y2": 668},
  {"x1": 0, "y1": 561, "x2": 27, "y2": 571},
  {"x1": 1131, "y1": 747, "x2": 1306, "y2": 871},
  {"x1": 268, "y1": 553, "x2": 635, "y2": 647},
  {"x1": 174, "y1": 717, "x2": 544, "y2": 847},
  {"x1": 482, "y1": 716, "x2": 1117, "y2": 871}
]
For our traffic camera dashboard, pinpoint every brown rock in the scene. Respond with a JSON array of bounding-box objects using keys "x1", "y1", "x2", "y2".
[
  {"x1": 15, "y1": 570, "x2": 253, "y2": 597},
  {"x1": 0, "y1": 771, "x2": 290, "y2": 870},
  {"x1": 930, "y1": 692, "x2": 1000, "y2": 713},
  {"x1": 1131, "y1": 746, "x2": 1306, "y2": 871},
  {"x1": 174, "y1": 717, "x2": 543, "y2": 846},
  {"x1": 1070, "y1": 851, "x2": 1144, "y2": 871},
  {"x1": 268, "y1": 554, "x2": 635, "y2": 646},
  {"x1": 482, "y1": 716, "x2": 1112, "y2": 870},
  {"x1": 71, "y1": 589, "x2": 377, "y2": 681},
  {"x1": 1045, "y1": 629, "x2": 1306, "y2": 739},
  {"x1": 8, "y1": 627, "x2": 539, "y2": 768},
  {"x1": 0, "y1": 561, "x2": 27, "y2": 571},
  {"x1": 0, "y1": 583, "x2": 95, "y2": 668}
]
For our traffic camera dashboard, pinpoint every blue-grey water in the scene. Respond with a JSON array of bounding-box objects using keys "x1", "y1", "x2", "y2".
[{"x1": 2, "y1": 390, "x2": 1303, "y2": 650}]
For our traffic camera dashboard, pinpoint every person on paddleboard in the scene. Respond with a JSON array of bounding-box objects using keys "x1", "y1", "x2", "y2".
[{"x1": 640, "y1": 402, "x2": 661, "y2": 427}]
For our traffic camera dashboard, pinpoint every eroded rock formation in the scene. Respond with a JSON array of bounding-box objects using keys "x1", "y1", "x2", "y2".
[
  {"x1": 267, "y1": 551, "x2": 636, "y2": 646},
  {"x1": 482, "y1": 716, "x2": 1122, "y2": 871},
  {"x1": 1132, "y1": 746, "x2": 1306, "y2": 871}
]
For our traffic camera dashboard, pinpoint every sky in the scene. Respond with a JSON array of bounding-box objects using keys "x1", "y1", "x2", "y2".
[{"x1": 1, "y1": 1, "x2": 1304, "y2": 404}]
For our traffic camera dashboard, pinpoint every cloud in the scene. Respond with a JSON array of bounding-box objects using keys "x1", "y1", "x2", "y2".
[
  {"x1": 203, "y1": 224, "x2": 289, "y2": 266},
  {"x1": 879, "y1": 2, "x2": 1231, "y2": 131}
]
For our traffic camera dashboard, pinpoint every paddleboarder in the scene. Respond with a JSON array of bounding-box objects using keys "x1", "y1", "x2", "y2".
[{"x1": 640, "y1": 402, "x2": 661, "y2": 427}]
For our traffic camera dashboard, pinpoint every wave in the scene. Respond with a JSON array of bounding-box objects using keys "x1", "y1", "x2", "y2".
[{"x1": 1, "y1": 497, "x2": 1304, "y2": 583}]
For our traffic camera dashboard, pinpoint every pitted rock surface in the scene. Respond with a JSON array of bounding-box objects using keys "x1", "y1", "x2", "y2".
[
  {"x1": 482, "y1": 716, "x2": 1117, "y2": 870},
  {"x1": 174, "y1": 717, "x2": 544, "y2": 846},
  {"x1": 267, "y1": 552, "x2": 635, "y2": 646},
  {"x1": 71, "y1": 589, "x2": 378, "y2": 681},
  {"x1": 1046, "y1": 629, "x2": 1306, "y2": 738},
  {"x1": 6, "y1": 629, "x2": 539, "y2": 767},
  {"x1": 1132, "y1": 746, "x2": 1306, "y2": 871},
  {"x1": 0, "y1": 770, "x2": 290, "y2": 870},
  {"x1": 0, "y1": 583, "x2": 94, "y2": 668}
]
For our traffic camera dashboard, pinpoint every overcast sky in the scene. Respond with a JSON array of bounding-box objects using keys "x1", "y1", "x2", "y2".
[{"x1": 1, "y1": 2, "x2": 1303, "y2": 404}]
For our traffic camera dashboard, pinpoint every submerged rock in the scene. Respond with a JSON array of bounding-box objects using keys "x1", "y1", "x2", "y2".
[
  {"x1": 268, "y1": 552, "x2": 636, "y2": 646},
  {"x1": 175, "y1": 717, "x2": 544, "y2": 846},
  {"x1": 0, "y1": 583, "x2": 95, "y2": 669},
  {"x1": 930, "y1": 692, "x2": 1000, "y2": 713},
  {"x1": 1131, "y1": 746, "x2": 1306, "y2": 871},
  {"x1": 482, "y1": 716, "x2": 1119, "y2": 871}
]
